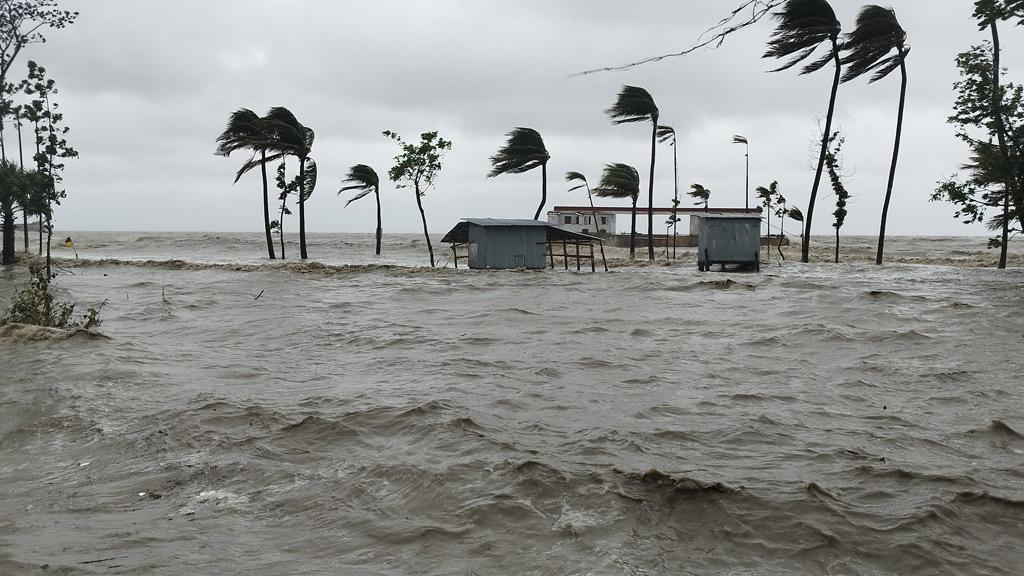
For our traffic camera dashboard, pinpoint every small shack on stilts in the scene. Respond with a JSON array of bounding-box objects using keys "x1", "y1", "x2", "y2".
[{"x1": 442, "y1": 218, "x2": 607, "y2": 272}]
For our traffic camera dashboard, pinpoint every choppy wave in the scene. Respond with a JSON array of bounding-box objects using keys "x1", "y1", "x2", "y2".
[
  {"x1": 2, "y1": 232, "x2": 1023, "y2": 575},
  {"x1": 0, "y1": 323, "x2": 109, "y2": 342}
]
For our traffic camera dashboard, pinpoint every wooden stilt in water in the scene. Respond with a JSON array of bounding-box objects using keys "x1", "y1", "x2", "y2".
[
  {"x1": 575, "y1": 240, "x2": 581, "y2": 271},
  {"x1": 562, "y1": 239, "x2": 568, "y2": 270},
  {"x1": 548, "y1": 241, "x2": 555, "y2": 269}
]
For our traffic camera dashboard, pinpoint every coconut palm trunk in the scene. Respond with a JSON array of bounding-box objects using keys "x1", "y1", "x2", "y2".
[
  {"x1": 988, "y1": 20, "x2": 1021, "y2": 267},
  {"x1": 279, "y1": 200, "x2": 286, "y2": 260},
  {"x1": 298, "y1": 157, "x2": 308, "y2": 260},
  {"x1": 803, "y1": 38, "x2": 842, "y2": 263},
  {"x1": 374, "y1": 185, "x2": 382, "y2": 255},
  {"x1": 586, "y1": 190, "x2": 607, "y2": 267},
  {"x1": 414, "y1": 183, "x2": 435, "y2": 267},
  {"x1": 16, "y1": 119, "x2": 27, "y2": 252},
  {"x1": 630, "y1": 196, "x2": 638, "y2": 260},
  {"x1": 835, "y1": 227, "x2": 840, "y2": 263},
  {"x1": 534, "y1": 163, "x2": 548, "y2": 221},
  {"x1": 260, "y1": 150, "x2": 276, "y2": 260},
  {"x1": 876, "y1": 54, "x2": 907, "y2": 266},
  {"x1": 2, "y1": 205, "x2": 14, "y2": 265},
  {"x1": 647, "y1": 121, "x2": 657, "y2": 260},
  {"x1": 672, "y1": 137, "x2": 679, "y2": 259}
]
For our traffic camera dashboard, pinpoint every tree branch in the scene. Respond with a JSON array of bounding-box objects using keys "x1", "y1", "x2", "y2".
[{"x1": 573, "y1": 0, "x2": 781, "y2": 76}]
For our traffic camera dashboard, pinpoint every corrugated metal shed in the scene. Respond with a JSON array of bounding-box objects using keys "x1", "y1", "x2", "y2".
[
  {"x1": 696, "y1": 214, "x2": 762, "y2": 272},
  {"x1": 442, "y1": 219, "x2": 606, "y2": 271}
]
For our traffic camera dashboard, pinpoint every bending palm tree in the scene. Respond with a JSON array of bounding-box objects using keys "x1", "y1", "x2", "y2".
[
  {"x1": 593, "y1": 163, "x2": 641, "y2": 259},
  {"x1": 339, "y1": 164, "x2": 383, "y2": 255},
  {"x1": 689, "y1": 184, "x2": 711, "y2": 211},
  {"x1": 657, "y1": 125, "x2": 680, "y2": 258},
  {"x1": 841, "y1": 5, "x2": 908, "y2": 265},
  {"x1": 263, "y1": 107, "x2": 315, "y2": 260},
  {"x1": 606, "y1": 86, "x2": 659, "y2": 261},
  {"x1": 756, "y1": 181, "x2": 780, "y2": 260},
  {"x1": 215, "y1": 108, "x2": 276, "y2": 259},
  {"x1": 488, "y1": 128, "x2": 550, "y2": 220},
  {"x1": 764, "y1": 0, "x2": 842, "y2": 263},
  {"x1": 566, "y1": 171, "x2": 608, "y2": 266}
]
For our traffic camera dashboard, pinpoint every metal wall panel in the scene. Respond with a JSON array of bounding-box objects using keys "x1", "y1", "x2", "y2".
[{"x1": 468, "y1": 224, "x2": 547, "y2": 269}]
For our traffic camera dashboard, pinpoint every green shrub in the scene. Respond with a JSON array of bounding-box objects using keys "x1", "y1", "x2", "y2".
[{"x1": 1, "y1": 266, "x2": 104, "y2": 330}]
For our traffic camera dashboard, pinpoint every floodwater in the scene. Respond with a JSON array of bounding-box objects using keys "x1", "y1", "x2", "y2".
[{"x1": 1, "y1": 232, "x2": 1022, "y2": 575}]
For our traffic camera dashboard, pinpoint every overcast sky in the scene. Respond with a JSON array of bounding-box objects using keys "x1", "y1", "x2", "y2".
[{"x1": 12, "y1": 0, "x2": 1023, "y2": 236}]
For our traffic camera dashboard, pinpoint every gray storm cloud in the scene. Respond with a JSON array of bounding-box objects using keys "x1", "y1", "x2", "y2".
[{"x1": 15, "y1": 0, "x2": 1021, "y2": 236}]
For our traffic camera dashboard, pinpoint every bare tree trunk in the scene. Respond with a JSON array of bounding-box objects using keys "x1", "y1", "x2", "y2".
[
  {"x1": 45, "y1": 214, "x2": 52, "y2": 278},
  {"x1": 672, "y1": 138, "x2": 678, "y2": 259},
  {"x1": 18, "y1": 120, "x2": 26, "y2": 252},
  {"x1": 988, "y1": 21, "x2": 1022, "y2": 255},
  {"x1": 534, "y1": 163, "x2": 547, "y2": 220},
  {"x1": 1, "y1": 205, "x2": 14, "y2": 265},
  {"x1": 835, "y1": 228, "x2": 840, "y2": 264},
  {"x1": 415, "y1": 183, "x2": 434, "y2": 267},
  {"x1": 1000, "y1": 189, "x2": 1009, "y2": 269},
  {"x1": 647, "y1": 121, "x2": 657, "y2": 260},
  {"x1": 374, "y1": 185, "x2": 382, "y2": 255},
  {"x1": 586, "y1": 187, "x2": 607, "y2": 268},
  {"x1": 803, "y1": 39, "x2": 842, "y2": 263},
  {"x1": 877, "y1": 55, "x2": 907, "y2": 266},
  {"x1": 629, "y1": 196, "x2": 637, "y2": 260},
  {"x1": 298, "y1": 158, "x2": 308, "y2": 260},
  {"x1": 261, "y1": 150, "x2": 275, "y2": 260},
  {"x1": 279, "y1": 202, "x2": 286, "y2": 260}
]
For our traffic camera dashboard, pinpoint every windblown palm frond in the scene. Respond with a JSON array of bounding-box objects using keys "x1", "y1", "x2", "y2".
[
  {"x1": 763, "y1": 0, "x2": 842, "y2": 74},
  {"x1": 656, "y1": 125, "x2": 676, "y2": 145},
  {"x1": 488, "y1": 128, "x2": 549, "y2": 176},
  {"x1": 1008, "y1": 0, "x2": 1024, "y2": 24},
  {"x1": 565, "y1": 171, "x2": 589, "y2": 192},
  {"x1": 263, "y1": 107, "x2": 312, "y2": 156},
  {"x1": 841, "y1": 6, "x2": 907, "y2": 84},
  {"x1": 233, "y1": 151, "x2": 287, "y2": 184},
  {"x1": 339, "y1": 164, "x2": 380, "y2": 207},
  {"x1": 301, "y1": 158, "x2": 317, "y2": 201},
  {"x1": 215, "y1": 108, "x2": 266, "y2": 157},
  {"x1": 606, "y1": 86, "x2": 660, "y2": 124},
  {"x1": 788, "y1": 206, "x2": 805, "y2": 222},
  {"x1": 594, "y1": 163, "x2": 640, "y2": 200},
  {"x1": 689, "y1": 183, "x2": 712, "y2": 207}
]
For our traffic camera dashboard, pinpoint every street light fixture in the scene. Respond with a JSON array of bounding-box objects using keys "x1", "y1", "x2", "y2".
[{"x1": 732, "y1": 135, "x2": 749, "y2": 210}]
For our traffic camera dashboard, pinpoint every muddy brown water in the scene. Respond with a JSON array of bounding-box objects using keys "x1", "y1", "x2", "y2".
[{"x1": 1, "y1": 233, "x2": 1022, "y2": 575}]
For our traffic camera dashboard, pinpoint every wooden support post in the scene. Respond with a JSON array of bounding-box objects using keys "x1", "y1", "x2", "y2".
[
  {"x1": 452, "y1": 244, "x2": 458, "y2": 268},
  {"x1": 590, "y1": 242, "x2": 596, "y2": 272},
  {"x1": 548, "y1": 241, "x2": 554, "y2": 269},
  {"x1": 562, "y1": 239, "x2": 568, "y2": 270},
  {"x1": 575, "y1": 240, "x2": 581, "y2": 271}
]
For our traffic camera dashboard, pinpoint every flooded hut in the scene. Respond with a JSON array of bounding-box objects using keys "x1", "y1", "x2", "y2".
[
  {"x1": 442, "y1": 218, "x2": 606, "y2": 271},
  {"x1": 696, "y1": 214, "x2": 762, "y2": 272}
]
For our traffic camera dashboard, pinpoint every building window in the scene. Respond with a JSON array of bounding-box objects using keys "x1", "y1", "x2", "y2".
[
  {"x1": 601, "y1": 216, "x2": 608, "y2": 224},
  {"x1": 564, "y1": 216, "x2": 572, "y2": 224}
]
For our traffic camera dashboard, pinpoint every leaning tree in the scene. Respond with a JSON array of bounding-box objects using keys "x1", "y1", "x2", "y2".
[
  {"x1": 593, "y1": 163, "x2": 641, "y2": 260},
  {"x1": 841, "y1": 5, "x2": 909, "y2": 265},
  {"x1": 764, "y1": 0, "x2": 842, "y2": 263},
  {"x1": 215, "y1": 108, "x2": 278, "y2": 259},
  {"x1": 383, "y1": 130, "x2": 452, "y2": 268},
  {"x1": 607, "y1": 86, "x2": 660, "y2": 261},
  {"x1": 339, "y1": 164, "x2": 383, "y2": 255},
  {"x1": 566, "y1": 171, "x2": 609, "y2": 265},
  {"x1": 488, "y1": 127, "x2": 550, "y2": 220}
]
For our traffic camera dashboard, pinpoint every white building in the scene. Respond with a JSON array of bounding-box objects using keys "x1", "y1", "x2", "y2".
[{"x1": 547, "y1": 209, "x2": 617, "y2": 235}]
